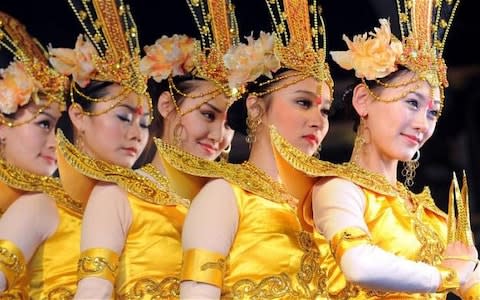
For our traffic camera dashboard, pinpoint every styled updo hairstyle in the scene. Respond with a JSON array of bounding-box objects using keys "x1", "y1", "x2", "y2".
[{"x1": 56, "y1": 80, "x2": 115, "y2": 143}]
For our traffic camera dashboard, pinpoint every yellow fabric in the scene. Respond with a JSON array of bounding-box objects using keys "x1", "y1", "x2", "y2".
[
  {"x1": 307, "y1": 188, "x2": 449, "y2": 299},
  {"x1": 0, "y1": 288, "x2": 28, "y2": 299},
  {"x1": 217, "y1": 183, "x2": 326, "y2": 299},
  {"x1": 435, "y1": 266, "x2": 459, "y2": 292},
  {"x1": 28, "y1": 206, "x2": 81, "y2": 299},
  {"x1": 461, "y1": 282, "x2": 480, "y2": 299},
  {"x1": 0, "y1": 240, "x2": 25, "y2": 291},
  {"x1": 181, "y1": 248, "x2": 225, "y2": 288},
  {"x1": 115, "y1": 193, "x2": 187, "y2": 299},
  {"x1": 330, "y1": 227, "x2": 371, "y2": 265},
  {"x1": 78, "y1": 248, "x2": 120, "y2": 283},
  {"x1": 0, "y1": 182, "x2": 23, "y2": 215}
]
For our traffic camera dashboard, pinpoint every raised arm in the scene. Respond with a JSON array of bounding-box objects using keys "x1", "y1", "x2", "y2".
[
  {"x1": 312, "y1": 177, "x2": 470, "y2": 293},
  {"x1": 180, "y1": 179, "x2": 239, "y2": 299},
  {"x1": 74, "y1": 182, "x2": 132, "y2": 300}
]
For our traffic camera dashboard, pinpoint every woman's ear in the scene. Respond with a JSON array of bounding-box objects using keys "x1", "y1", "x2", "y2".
[
  {"x1": 68, "y1": 103, "x2": 87, "y2": 132},
  {"x1": 157, "y1": 91, "x2": 176, "y2": 119},
  {"x1": 246, "y1": 94, "x2": 266, "y2": 118},
  {"x1": 352, "y1": 83, "x2": 370, "y2": 117}
]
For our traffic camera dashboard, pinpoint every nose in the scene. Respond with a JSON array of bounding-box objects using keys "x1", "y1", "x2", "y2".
[
  {"x1": 310, "y1": 107, "x2": 328, "y2": 131},
  {"x1": 412, "y1": 110, "x2": 429, "y2": 133},
  {"x1": 46, "y1": 128, "x2": 56, "y2": 150},
  {"x1": 127, "y1": 121, "x2": 143, "y2": 142},
  {"x1": 207, "y1": 120, "x2": 227, "y2": 145}
]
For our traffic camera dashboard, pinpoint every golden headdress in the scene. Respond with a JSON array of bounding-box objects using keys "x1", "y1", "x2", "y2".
[
  {"x1": 224, "y1": 0, "x2": 333, "y2": 98},
  {"x1": 261, "y1": 0, "x2": 333, "y2": 97},
  {"x1": 0, "y1": 12, "x2": 67, "y2": 127},
  {"x1": 447, "y1": 171, "x2": 474, "y2": 247},
  {"x1": 140, "y1": 0, "x2": 241, "y2": 115},
  {"x1": 49, "y1": 0, "x2": 150, "y2": 117},
  {"x1": 331, "y1": 0, "x2": 460, "y2": 110}
]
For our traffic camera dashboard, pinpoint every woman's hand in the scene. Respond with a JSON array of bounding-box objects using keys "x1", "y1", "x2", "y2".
[{"x1": 441, "y1": 241, "x2": 478, "y2": 284}]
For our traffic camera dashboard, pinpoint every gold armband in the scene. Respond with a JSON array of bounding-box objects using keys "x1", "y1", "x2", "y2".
[
  {"x1": 0, "y1": 240, "x2": 26, "y2": 289},
  {"x1": 77, "y1": 248, "x2": 119, "y2": 284},
  {"x1": 181, "y1": 248, "x2": 226, "y2": 288},
  {"x1": 330, "y1": 227, "x2": 371, "y2": 264},
  {"x1": 436, "y1": 266, "x2": 460, "y2": 293}
]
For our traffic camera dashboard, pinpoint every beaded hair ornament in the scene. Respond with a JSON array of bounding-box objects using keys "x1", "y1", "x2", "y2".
[
  {"x1": 331, "y1": 0, "x2": 460, "y2": 112},
  {"x1": 49, "y1": 0, "x2": 151, "y2": 119},
  {"x1": 0, "y1": 12, "x2": 67, "y2": 127},
  {"x1": 140, "y1": 0, "x2": 241, "y2": 119},
  {"x1": 224, "y1": 0, "x2": 333, "y2": 99}
]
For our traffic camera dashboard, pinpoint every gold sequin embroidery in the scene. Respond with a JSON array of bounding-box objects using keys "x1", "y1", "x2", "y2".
[{"x1": 119, "y1": 277, "x2": 180, "y2": 300}]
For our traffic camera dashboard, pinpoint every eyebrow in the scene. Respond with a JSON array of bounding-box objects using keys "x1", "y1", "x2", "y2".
[
  {"x1": 118, "y1": 104, "x2": 150, "y2": 116},
  {"x1": 410, "y1": 92, "x2": 441, "y2": 106},
  {"x1": 39, "y1": 111, "x2": 56, "y2": 120},
  {"x1": 204, "y1": 102, "x2": 222, "y2": 113},
  {"x1": 294, "y1": 90, "x2": 333, "y2": 104}
]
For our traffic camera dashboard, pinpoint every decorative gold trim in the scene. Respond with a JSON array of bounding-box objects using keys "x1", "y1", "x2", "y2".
[
  {"x1": 155, "y1": 137, "x2": 294, "y2": 206},
  {"x1": 78, "y1": 248, "x2": 119, "y2": 284},
  {"x1": 0, "y1": 157, "x2": 82, "y2": 216},
  {"x1": 120, "y1": 277, "x2": 180, "y2": 299},
  {"x1": 0, "y1": 240, "x2": 25, "y2": 290},
  {"x1": 56, "y1": 130, "x2": 188, "y2": 208}
]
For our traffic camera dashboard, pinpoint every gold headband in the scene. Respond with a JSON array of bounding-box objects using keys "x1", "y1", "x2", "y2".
[{"x1": 0, "y1": 12, "x2": 67, "y2": 127}]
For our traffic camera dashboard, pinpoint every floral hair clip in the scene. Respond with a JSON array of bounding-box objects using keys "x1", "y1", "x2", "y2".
[
  {"x1": 223, "y1": 32, "x2": 281, "y2": 92},
  {"x1": 0, "y1": 62, "x2": 42, "y2": 114},
  {"x1": 331, "y1": 19, "x2": 403, "y2": 81},
  {"x1": 139, "y1": 34, "x2": 196, "y2": 83}
]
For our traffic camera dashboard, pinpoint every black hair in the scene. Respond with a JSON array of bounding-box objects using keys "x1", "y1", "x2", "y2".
[
  {"x1": 341, "y1": 66, "x2": 411, "y2": 132},
  {"x1": 56, "y1": 80, "x2": 114, "y2": 143},
  {"x1": 134, "y1": 75, "x2": 205, "y2": 166},
  {"x1": 226, "y1": 68, "x2": 292, "y2": 136}
]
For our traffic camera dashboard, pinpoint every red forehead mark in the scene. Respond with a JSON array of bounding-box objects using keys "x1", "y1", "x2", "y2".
[
  {"x1": 427, "y1": 99, "x2": 434, "y2": 110},
  {"x1": 135, "y1": 106, "x2": 143, "y2": 115},
  {"x1": 315, "y1": 96, "x2": 323, "y2": 105}
]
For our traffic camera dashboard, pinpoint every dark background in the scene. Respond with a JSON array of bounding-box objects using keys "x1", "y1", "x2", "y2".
[{"x1": 1, "y1": 3, "x2": 479, "y2": 296}]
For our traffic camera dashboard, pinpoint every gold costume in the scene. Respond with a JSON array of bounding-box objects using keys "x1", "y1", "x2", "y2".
[{"x1": 57, "y1": 131, "x2": 189, "y2": 298}]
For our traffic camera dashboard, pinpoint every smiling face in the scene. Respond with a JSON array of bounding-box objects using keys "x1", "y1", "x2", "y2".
[
  {"x1": 251, "y1": 72, "x2": 332, "y2": 156},
  {"x1": 69, "y1": 83, "x2": 150, "y2": 168},
  {"x1": 159, "y1": 80, "x2": 234, "y2": 161},
  {"x1": 355, "y1": 70, "x2": 441, "y2": 162},
  {"x1": 0, "y1": 101, "x2": 62, "y2": 176}
]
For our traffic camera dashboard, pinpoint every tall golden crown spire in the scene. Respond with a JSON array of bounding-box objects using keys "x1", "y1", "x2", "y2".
[
  {"x1": 264, "y1": 0, "x2": 332, "y2": 89},
  {"x1": 185, "y1": 0, "x2": 240, "y2": 98},
  {"x1": 0, "y1": 12, "x2": 67, "y2": 126}
]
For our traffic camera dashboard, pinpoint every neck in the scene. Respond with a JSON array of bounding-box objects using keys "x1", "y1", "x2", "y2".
[
  {"x1": 352, "y1": 143, "x2": 398, "y2": 185},
  {"x1": 151, "y1": 152, "x2": 167, "y2": 176},
  {"x1": 248, "y1": 132, "x2": 279, "y2": 182}
]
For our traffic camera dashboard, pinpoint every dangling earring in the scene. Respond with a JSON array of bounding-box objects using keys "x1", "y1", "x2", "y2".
[
  {"x1": 245, "y1": 103, "x2": 264, "y2": 144},
  {"x1": 220, "y1": 144, "x2": 232, "y2": 162},
  {"x1": 313, "y1": 144, "x2": 322, "y2": 158},
  {"x1": 402, "y1": 150, "x2": 420, "y2": 187},
  {"x1": 352, "y1": 117, "x2": 369, "y2": 163},
  {"x1": 75, "y1": 131, "x2": 86, "y2": 153},
  {"x1": 0, "y1": 137, "x2": 6, "y2": 159},
  {"x1": 173, "y1": 122, "x2": 186, "y2": 147}
]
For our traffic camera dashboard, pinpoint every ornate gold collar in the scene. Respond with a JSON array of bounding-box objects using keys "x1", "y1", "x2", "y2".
[
  {"x1": 56, "y1": 130, "x2": 188, "y2": 207},
  {"x1": 155, "y1": 137, "x2": 296, "y2": 207},
  {"x1": 0, "y1": 158, "x2": 81, "y2": 216}
]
